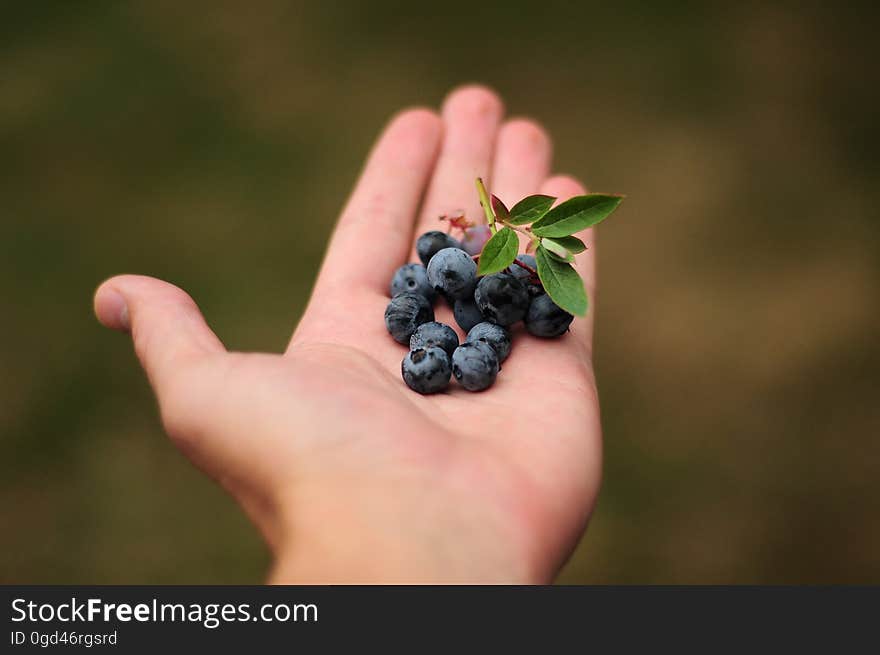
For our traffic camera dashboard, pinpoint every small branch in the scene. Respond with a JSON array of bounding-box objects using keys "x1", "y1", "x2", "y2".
[
  {"x1": 500, "y1": 221, "x2": 535, "y2": 240},
  {"x1": 475, "y1": 178, "x2": 497, "y2": 234},
  {"x1": 511, "y1": 258, "x2": 537, "y2": 276},
  {"x1": 473, "y1": 252, "x2": 538, "y2": 278}
]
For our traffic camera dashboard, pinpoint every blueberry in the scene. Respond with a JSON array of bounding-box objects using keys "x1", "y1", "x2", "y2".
[
  {"x1": 453, "y1": 297, "x2": 484, "y2": 333},
  {"x1": 401, "y1": 347, "x2": 452, "y2": 394},
  {"x1": 410, "y1": 321, "x2": 459, "y2": 358},
  {"x1": 510, "y1": 253, "x2": 538, "y2": 270},
  {"x1": 451, "y1": 341, "x2": 499, "y2": 391},
  {"x1": 460, "y1": 225, "x2": 492, "y2": 256},
  {"x1": 416, "y1": 231, "x2": 461, "y2": 266},
  {"x1": 384, "y1": 292, "x2": 434, "y2": 344},
  {"x1": 390, "y1": 263, "x2": 436, "y2": 301},
  {"x1": 474, "y1": 273, "x2": 530, "y2": 326},
  {"x1": 466, "y1": 322, "x2": 511, "y2": 363},
  {"x1": 508, "y1": 254, "x2": 543, "y2": 297},
  {"x1": 426, "y1": 247, "x2": 477, "y2": 301},
  {"x1": 524, "y1": 293, "x2": 574, "y2": 337},
  {"x1": 509, "y1": 253, "x2": 536, "y2": 275}
]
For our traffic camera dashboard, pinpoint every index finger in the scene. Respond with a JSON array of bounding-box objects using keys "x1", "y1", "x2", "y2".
[{"x1": 312, "y1": 108, "x2": 443, "y2": 297}]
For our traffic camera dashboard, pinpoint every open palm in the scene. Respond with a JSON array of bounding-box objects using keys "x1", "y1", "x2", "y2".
[{"x1": 95, "y1": 86, "x2": 602, "y2": 583}]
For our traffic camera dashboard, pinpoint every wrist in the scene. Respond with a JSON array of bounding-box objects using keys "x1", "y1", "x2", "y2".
[{"x1": 267, "y1": 477, "x2": 544, "y2": 584}]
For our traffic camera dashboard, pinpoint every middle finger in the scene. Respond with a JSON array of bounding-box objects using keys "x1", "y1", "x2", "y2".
[{"x1": 411, "y1": 85, "x2": 505, "y2": 255}]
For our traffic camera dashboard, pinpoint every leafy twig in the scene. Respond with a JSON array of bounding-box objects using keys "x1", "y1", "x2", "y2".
[{"x1": 469, "y1": 178, "x2": 623, "y2": 316}]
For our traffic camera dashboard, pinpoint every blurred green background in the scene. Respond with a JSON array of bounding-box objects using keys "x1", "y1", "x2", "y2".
[{"x1": 2, "y1": 0, "x2": 878, "y2": 583}]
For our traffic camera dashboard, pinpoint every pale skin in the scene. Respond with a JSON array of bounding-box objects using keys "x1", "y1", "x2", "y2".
[{"x1": 93, "y1": 85, "x2": 602, "y2": 583}]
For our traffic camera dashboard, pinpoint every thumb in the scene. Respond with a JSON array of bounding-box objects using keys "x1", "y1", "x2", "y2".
[
  {"x1": 93, "y1": 274, "x2": 225, "y2": 429},
  {"x1": 94, "y1": 276, "x2": 286, "y2": 547}
]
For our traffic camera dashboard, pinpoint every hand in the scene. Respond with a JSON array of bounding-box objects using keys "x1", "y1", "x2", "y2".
[{"x1": 93, "y1": 85, "x2": 602, "y2": 583}]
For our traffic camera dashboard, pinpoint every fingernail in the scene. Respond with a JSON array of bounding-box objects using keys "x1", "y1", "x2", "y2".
[
  {"x1": 97, "y1": 288, "x2": 130, "y2": 331},
  {"x1": 118, "y1": 300, "x2": 130, "y2": 330}
]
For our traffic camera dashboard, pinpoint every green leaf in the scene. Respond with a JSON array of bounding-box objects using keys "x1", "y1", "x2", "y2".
[
  {"x1": 491, "y1": 195, "x2": 510, "y2": 221},
  {"x1": 531, "y1": 194, "x2": 623, "y2": 237},
  {"x1": 508, "y1": 194, "x2": 556, "y2": 225},
  {"x1": 477, "y1": 227, "x2": 519, "y2": 276},
  {"x1": 540, "y1": 237, "x2": 574, "y2": 262},
  {"x1": 536, "y1": 245, "x2": 588, "y2": 316},
  {"x1": 549, "y1": 235, "x2": 587, "y2": 254}
]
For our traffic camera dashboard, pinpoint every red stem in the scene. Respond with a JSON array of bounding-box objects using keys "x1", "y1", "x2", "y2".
[
  {"x1": 471, "y1": 253, "x2": 540, "y2": 281},
  {"x1": 511, "y1": 258, "x2": 538, "y2": 276}
]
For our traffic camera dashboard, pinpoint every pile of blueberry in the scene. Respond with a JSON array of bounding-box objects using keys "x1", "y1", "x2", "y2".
[{"x1": 385, "y1": 229, "x2": 574, "y2": 394}]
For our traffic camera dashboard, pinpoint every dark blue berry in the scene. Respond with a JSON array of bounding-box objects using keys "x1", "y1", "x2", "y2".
[
  {"x1": 410, "y1": 321, "x2": 459, "y2": 358},
  {"x1": 524, "y1": 294, "x2": 574, "y2": 337},
  {"x1": 426, "y1": 247, "x2": 477, "y2": 301},
  {"x1": 453, "y1": 297, "x2": 484, "y2": 333},
  {"x1": 509, "y1": 253, "x2": 536, "y2": 275},
  {"x1": 466, "y1": 322, "x2": 511, "y2": 363},
  {"x1": 416, "y1": 231, "x2": 461, "y2": 266},
  {"x1": 474, "y1": 272, "x2": 530, "y2": 326},
  {"x1": 451, "y1": 341, "x2": 499, "y2": 391},
  {"x1": 384, "y1": 292, "x2": 434, "y2": 344},
  {"x1": 508, "y1": 254, "x2": 543, "y2": 297},
  {"x1": 390, "y1": 263, "x2": 436, "y2": 301},
  {"x1": 402, "y1": 347, "x2": 451, "y2": 394}
]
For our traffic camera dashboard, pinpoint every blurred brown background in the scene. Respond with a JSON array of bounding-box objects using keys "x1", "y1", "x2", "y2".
[{"x1": 2, "y1": 1, "x2": 878, "y2": 583}]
